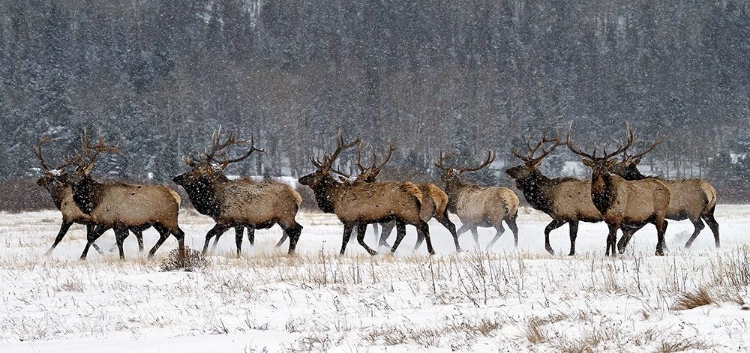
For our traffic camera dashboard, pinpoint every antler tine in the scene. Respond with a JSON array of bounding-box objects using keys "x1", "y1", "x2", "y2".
[
  {"x1": 462, "y1": 150, "x2": 495, "y2": 172},
  {"x1": 601, "y1": 123, "x2": 634, "y2": 160},
  {"x1": 434, "y1": 150, "x2": 450, "y2": 170},
  {"x1": 326, "y1": 133, "x2": 360, "y2": 168},
  {"x1": 355, "y1": 143, "x2": 367, "y2": 173},
  {"x1": 373, "y1": 141, "x2": 395, "y2": 172},
  {"x1": 217, "y1": 134, "x2": 264, "y2": 166},
  {"x1": 33, "y1": 134, "x2": 54, "y2": 171},
  {"x1": 626, "y1": 133, "x2": 667, "y2": 161},
  {"x1": 566, "y1": 123, "x2": 597, "y2": 160},
  {"x1": 512, "y1": 147, "x2": 531, "y2": 162}
]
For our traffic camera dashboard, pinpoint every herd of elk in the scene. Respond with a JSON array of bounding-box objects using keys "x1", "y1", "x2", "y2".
[
  {"x1": 342, "y1": 143, "x2": 462, "y2": 252},
  {"x1": 65, "y1": 132, "x2": 185, "y2": 260},
  {"x1": 568, "y1": 125, "x2": 671, "y2": 256},
  {"x1": 609, "y1": 139, "x2": 720, "y2": 251},
  {"x1": 435, "y1": 151, "x2": 520, "y2": 251},
  {"x1": 172, "y1": 129, "x2": 303, "y2": 257},
  {"x1": 299, "y1": 134, "x2": 436, "y2": 255},
  {"x1": 32, "y1": 123, "x2": 721, "y2": 260}
]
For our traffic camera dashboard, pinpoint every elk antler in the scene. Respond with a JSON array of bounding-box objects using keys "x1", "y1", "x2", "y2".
[
  {"x1": 460, "y1": 150, "x2": 496, "y2": 172},
  {"x1": 33, "y1": 134, "x2": 56, "y2": 172},
  {"x1": 512, "y1": 126, "x2": 566, "y2": 164},
  {"x1": 311, "y1": 132, "x2": 361, "y2": 176},
  {"x1": 568, "y1": 122, "x2": 634, "y2": 161},
  {"x1": 622, "y1": 133, "x2": 667, "y2": 163},
  {"x1": 215, "y1": 134, "x2": 264, "y2": 166},
  {"x1": 69, "y1": 129, "x2": 120, "y2": 174},
  {"x1": 434, "y1": 151, "x2": 457, "y2": 170}
]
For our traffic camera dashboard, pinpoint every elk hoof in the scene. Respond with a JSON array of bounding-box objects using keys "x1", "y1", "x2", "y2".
[
  {"x1": 546, "y1": 248, "x2": 555, "y2": 255},
  {"x1": 567, "y1": 251, "x2": 575, "y2": 256},
  {"x1": 655, "y1": 250, "x2": 665, "y2": 256}
]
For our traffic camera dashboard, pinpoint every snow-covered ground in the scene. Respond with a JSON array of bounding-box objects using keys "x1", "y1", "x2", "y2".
[{"x1": 1, "y1": 206, "x2": 749, "y2": 352}]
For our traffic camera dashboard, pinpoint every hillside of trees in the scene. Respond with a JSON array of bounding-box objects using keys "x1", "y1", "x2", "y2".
[{"x1": 1, "y1": 1, "x2": 750, "y2": 207}]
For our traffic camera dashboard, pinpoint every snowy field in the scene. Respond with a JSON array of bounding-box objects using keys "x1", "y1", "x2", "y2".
[{"x1": 1, "y1": 206, "x2": 749, "y2": 352}]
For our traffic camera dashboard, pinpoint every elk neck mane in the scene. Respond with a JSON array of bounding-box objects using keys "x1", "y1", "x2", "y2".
[
  {"x1": 590, "y1": 172, "x2": 618, "y2": 213},
  {"x1": 515, "y1": 169, "x2": 579, "y2": 212},
  {"x1": 71, "y1": 177, "x2": 106, "y2": 214},
  {"x1": 310, "y1": 176, "x2": 340, "y2": 214}
]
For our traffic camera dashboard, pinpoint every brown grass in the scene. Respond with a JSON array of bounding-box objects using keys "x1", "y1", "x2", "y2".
[{"x1": 671, "y1": 287, "x2": 715, "y2": 310}]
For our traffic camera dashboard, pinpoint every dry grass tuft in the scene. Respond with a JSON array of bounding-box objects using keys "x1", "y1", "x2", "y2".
[
  {"x1": 160, "y1": 246, "x2": 206, "y2": 272},
  {"x1": 656, "y1": 337, "x2": 714, "y2": 352},
  {"x1": 671, "y1": 287, "x2": 715, "y2": 310}
]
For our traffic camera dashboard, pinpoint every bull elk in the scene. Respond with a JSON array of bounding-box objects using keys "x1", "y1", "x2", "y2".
[
  {"x1": 435, "y1": 151, "x2": 520, "y2": 250},
  {"x1": 567, "y1": 125, "x2": 671, "y2": 256},
  {"x1": 34, "y1": 135, "x2": 148, "y2": 255},
  {"x1": 172, "y1": 129, "x2": 303, "y2": 257},
  {"x1": 348, "y1": 143, "x2": 461, "y2": 252},
  {"x1": 609, "y1": 138, "x2": 719, "y2": 251},
  {"x1": 299, "y1": 134, "x2": 434, "y2": 255},
  {"x1": 65, "y1": 132, "x2": 185, "y2": 260},
  {"x1": 505, "y1": 128, "x2": 604, "y2": 255}
]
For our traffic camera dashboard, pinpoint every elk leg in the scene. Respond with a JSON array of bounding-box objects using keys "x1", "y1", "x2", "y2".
[
  {"x1": 234, "y1": 225, "x2": 244, "y2": 257},
  {"x1": 437, "y1": 210, "x2": 460, "y2": 252},
  {"x1": 132, "y1": 228, "x2": 145, "y2": 252},
  {"x1": 211, "y1": 231, "x2": 223, "y2": 251},
  {"x1": 379, "y1": 221, "x2": 395, "y2": 248},
  {"x1": 275, "y1": 232, "x2": 288, "y2": 247},
  {"x1": 684, "y1": 217, "x2": 705, "y2": 249},
  {"x1": 418, "y1": 221, "x2": 435, "y2": 255},
  {"x1": 148, "y1": 226, "x2": 170, "y2": 258},
  {"x1": 80, "y1": 225, "x2": 107, "y2": 260},
  {"x1": 203, "y1": 224, "x2": 229, "y2": 254},
  {"x1": 456, "y1": 223, "x2": 471, "y2": 237},
  {"x1": 357, "y1": 224, "x2": 377, "y2": 256},
  {"x1": 114, "y1": 225, "x2": 129, "y2": 260},
  {"x1": 390, "y1": 221, "x2": 407, "y2": 253},
  {"x1": 487, "y1": 224, "x2": 505, "y2": 250},
  {"x1": 247, "y1": 227, "x2": 255, "y2": 246},
  {"x1": 655, "y1": 217, "x2": 667, "y2": 256},
  {"x1": 703, "y1": 212, "x2": 720, "y2": 248},
  {"x1": 543, "y1": 219, "x2": 565, "y2": 255},
  {"x1": 568, "y1": 221, "x2": 579, "y2": 256},
  {"x1": 471, "y1": 228, "x2": 481, "y2": 250},
  {"x1": 340, "y1": 223, "x2": 354, "y2": 255},
  {"x1": 282, "y1": 222, "x2": 302, "y2": 255},
  {"x1": 605, "y1": 223, "x2": 619, "y2": 257},
  {"x1": 507, "y1": 214, "x2": 519, "y2": 247},
  {"x1": 46, "y1": 221, "x2": 74, "y2": 255},
  {"x1": 347, "y1": 226, "x2": 358, "y2": 243}
]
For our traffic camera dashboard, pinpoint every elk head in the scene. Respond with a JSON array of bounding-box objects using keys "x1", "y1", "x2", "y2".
[
  {"x1": 434, "y1": 150, "x2": 495, "y2": 188},
  {"x1": 505, "y1": 127, "x2": 565, "y2": 185},
  {"x1": 609, "y1": 134, "x2": 666, "y2": 180},
  {"x1": 62, "y1": 130, "x2": 121, "y2": 213},
  {"x1": 34, "y1": 134, "x2": 73, "y2": 192},
  {"x1": 299, "y1": 133, "x2": 361, "y2": 189},
  {"x1": 354, "y1": 141, "x2": 395, "y2": 183},
  {"x1": 172, "y1": 127, "x2": 263, "y2": 187}
]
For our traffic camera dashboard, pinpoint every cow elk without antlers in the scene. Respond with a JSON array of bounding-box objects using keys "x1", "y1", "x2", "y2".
[
  {"x1": 299, "y1": 134, "x2": 435, "y2": 255},
  {"x1": 609, "y1": 136, "x2": 719, "y2": 251},
  {"x1": 435, "y1": 150, "x2": 520, "y2": 250},
  {"x1": 172, "y1": 128, "x2": 303, "y2": 256},
  {"x1": 65, "y1": 131, "x2": 185, "y2": 260},
  {"x1": 34, "y1": 134, "x2": 149, "y2": 256},
  {"x1": 567, "y1": 124, "x2": 671, "y2": 256}
]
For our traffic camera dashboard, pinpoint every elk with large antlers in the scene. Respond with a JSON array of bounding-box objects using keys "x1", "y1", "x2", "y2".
[
  {"x1": 609, "y1": 137, "x2": 719, "y2": 252},
  {"x1": 346, "y1": 143, "x2": 461, "y2": 252},
  {"x1": 34, "y1": 135, "x2": 149, "y2": 256},
  {"x1": 172, "y1": 129, "x2": 303, "y2": 256},
  {"x1": 435, "y1": 151, "x2": 519, "y2": 250},
  {"x1": 567, "y1": 124, "x2": 671, "y2": 256},
  {"x1": 299, "y1": 134, "x2": 434, "y2": 255},
  {"x1": 64, "y1": 132, "x2": 185, "y2": 260},
  {"x1": 505, "y1": 128, "x2": 605, "y2": 255}
]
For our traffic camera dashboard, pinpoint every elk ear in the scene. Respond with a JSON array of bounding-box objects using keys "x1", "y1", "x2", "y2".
[
  {"x1": 532, "y1": 160, "x2": 542, "y2": 169},
  {"x1": 606, "y1": 159, "x2": 618, "y2": 168},
  {"x1": 582, "y1": 159, "x2": 593, "y2": 167},
  {"x1": 632, "y1": 157, "x2": 642, "y2": 165}
]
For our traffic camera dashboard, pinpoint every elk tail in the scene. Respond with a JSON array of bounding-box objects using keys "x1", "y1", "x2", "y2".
[{"x1": 168, "y1": 189, "x2": 182, "y2": 209}]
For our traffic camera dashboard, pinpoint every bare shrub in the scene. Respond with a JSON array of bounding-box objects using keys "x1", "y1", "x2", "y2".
[
  {"x1": 671, "y1": 287, "x2": 715, "y2": 310},
  {"x1": 160, "y1": 246, "x2": 206, "y2": 272}
]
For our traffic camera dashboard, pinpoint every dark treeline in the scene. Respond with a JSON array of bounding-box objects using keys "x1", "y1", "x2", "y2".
[{"x1": 1, "y1": 1, "x2": 750, "y2": 199}]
